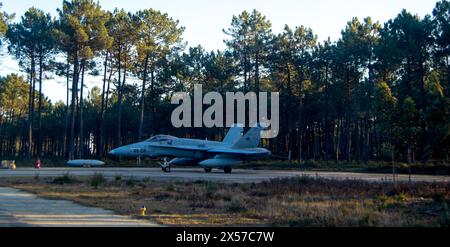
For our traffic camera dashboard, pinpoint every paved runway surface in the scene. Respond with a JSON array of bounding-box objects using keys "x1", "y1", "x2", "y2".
[
  {"x1": 0, "y1": 167, "x2": 449, "y2": 183},
  {"x1": 0, "y1": 187, "x2": 158, "y2": 227}
]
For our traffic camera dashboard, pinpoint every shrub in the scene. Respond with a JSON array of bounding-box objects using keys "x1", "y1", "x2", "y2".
[
  {"x1": 396, "y1": 192, "x2": 409, "y2": 202},
  {"x1": 360, "y1": 209, "x2": 375, "y2": 226},
  {"x1": 166, "y1": 183, "x2": 176, "y2": 192},
  {"x1": 126, "y1": 177, "x2": 138, "y2": 186},
  {"x1": 220, "y1": 192, "x2": 233, "y2": 201},
  {"x1": 114, "y1": 174, "x2": 122, "y2": 181},
  {"x1": 433, "y1": 192, "x2": 445, "y2": 203},
  {"x1": 91, "y1": 173, "x2": 106, "y2": 188},
  {"x1": 440, "y1": 202, "x2": 450, "y2": 227},
  {"x1": 227, "y1": 196, "x2": 247, "y2": 213},
  {"x1": 154, "y1": 192, "x2": 171, "y2": 200},
  {"x1": 205, "y1": 183, "x2": 218, "y2": 198},
  {"x1": 52, "y1": 173, "x2": 77, "y2": 184}
]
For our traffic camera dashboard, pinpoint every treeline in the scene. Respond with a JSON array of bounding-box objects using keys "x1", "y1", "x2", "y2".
[{"x1": 0, "y1": 0, "x2": 449, "y2": 165}]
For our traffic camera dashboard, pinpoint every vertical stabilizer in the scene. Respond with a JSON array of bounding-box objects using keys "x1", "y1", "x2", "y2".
[
  {"x1": 223, "y1": 124, "x2": 244, "y2": 145},
  {"x1": 232, "y1": 124, "x2": 262, "y2": 148}
]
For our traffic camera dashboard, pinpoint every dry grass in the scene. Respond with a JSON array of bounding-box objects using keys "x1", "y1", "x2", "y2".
[{"x1": 1, "y1": 176, "x2": 449, "y2": 226}]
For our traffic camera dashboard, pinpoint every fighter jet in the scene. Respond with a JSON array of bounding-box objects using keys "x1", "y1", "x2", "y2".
[{"x1": 109, "y1": 124, "x2": 271, "y2": 173}]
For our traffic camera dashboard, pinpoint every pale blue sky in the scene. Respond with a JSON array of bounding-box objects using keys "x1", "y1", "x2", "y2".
[{"x1": 0, "y1": 0, "x2": 438, "y2": 102}]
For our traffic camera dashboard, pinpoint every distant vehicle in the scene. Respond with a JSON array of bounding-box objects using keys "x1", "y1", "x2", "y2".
[
  {"x1": 66, "y1": 159, "x2": 105, "y2": 167},
  {"x1": 109, "y1": 124, "x2": 271, "y2": 173},
  {"x1": 1, "y1": 160, "x2": 16, "y2": 170}
]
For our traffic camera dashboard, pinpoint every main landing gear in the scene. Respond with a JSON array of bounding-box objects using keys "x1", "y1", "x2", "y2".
[
  {"x1": 159, "y1": 157, "x2": 171, "y2": 173},
  {"x1": 224, "y1": 166, "x2": 232, "y2": 174},
  {"x1": 204, "y1": 168, "x2": 212, "y2": 173}
]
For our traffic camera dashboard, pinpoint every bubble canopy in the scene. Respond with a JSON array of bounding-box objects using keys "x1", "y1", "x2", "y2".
[{"x1": 145, "y1": 135, "x2": 178, "y2": 142}]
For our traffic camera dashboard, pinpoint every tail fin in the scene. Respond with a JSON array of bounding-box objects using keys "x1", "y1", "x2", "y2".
[
  {"x1": 232, "y1": 124, "x2": 263, "y2": 148},
  {"x1": 222, "y1": 124, "x2": 244, "y2": 145}
]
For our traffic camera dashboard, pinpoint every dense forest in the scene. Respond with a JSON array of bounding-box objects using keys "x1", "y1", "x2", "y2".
[{"x1": 0, "y1": 0, "x2": 449, "y2": 166}]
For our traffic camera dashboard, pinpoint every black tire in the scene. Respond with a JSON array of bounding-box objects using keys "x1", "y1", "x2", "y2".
[
  {"x1": 204, "y1": 168, "x2": 212, "y2": 173},
  {"x1": 224, "y1": 166, "x2": 232, "y2": 173},
  {"x1": 163, "y1": 166, "x2": 171, "y2": 173}
]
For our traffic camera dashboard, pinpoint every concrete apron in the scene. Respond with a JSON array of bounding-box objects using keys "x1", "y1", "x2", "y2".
[{"x1": 0, "y1": 187, "x2": 158, "y2": 227}]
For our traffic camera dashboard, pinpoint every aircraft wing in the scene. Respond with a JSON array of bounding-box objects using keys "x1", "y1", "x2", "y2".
[
  {"x1": 207, "y1": 148, "x2": 270, "y2": 157},
  {"x1": 148, "y1": 143, "x2": 209, "y2": 151},
  {"x1": 148, "y1": 143, "x2": 269, "y2": 157}
]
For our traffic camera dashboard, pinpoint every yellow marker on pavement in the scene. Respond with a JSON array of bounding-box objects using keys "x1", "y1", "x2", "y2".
[{"x1": 140, "y1": 205, "x2": 147, "y2": 216}]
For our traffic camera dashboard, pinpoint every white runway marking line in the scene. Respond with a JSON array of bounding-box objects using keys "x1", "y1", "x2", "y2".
[{"x1": 0, "y1": 187, "x2": 159, "y2": 227}]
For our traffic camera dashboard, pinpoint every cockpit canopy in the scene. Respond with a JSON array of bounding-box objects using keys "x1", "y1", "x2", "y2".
[{"x1": 146, "y1": 135, "x2": 178, "y2": 142}]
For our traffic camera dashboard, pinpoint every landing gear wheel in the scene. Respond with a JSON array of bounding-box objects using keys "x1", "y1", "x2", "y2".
[
  {"x1": 159, "y1": 157, "x2": 171, "y2": 173},
  {"x1": 224, "y1": 166, "x2": 232, "y2": 174},
  {"x1": 204, "y1": 168, "x2": 212, "y2": 173}
]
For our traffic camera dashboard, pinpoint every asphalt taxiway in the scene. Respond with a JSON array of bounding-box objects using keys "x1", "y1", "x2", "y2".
[
  {"x1": 0, "y1": 187, "x2": 157, "y2": 227},
  {"x1": 0, "y1": 167, "x2": 449, "y2": 183}
]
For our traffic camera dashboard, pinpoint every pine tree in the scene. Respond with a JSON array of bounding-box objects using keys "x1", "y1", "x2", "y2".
[
  {"x1": 56, "y1": 0, "x2": 111, "y2": 159},
  {"x1": 134, "y1": 9, "x2": 184, "y2": 139}
]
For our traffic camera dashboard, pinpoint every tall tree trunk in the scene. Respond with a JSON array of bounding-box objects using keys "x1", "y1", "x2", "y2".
[
  {"x1": 37, "y1": 51, "x2": 43, "y2": 158},
  {"x1": 27, "y1": 52, "x2": 36, "y2": 157},
  {"x1": 255, "y1": 51, "x2": 260, "y2": 121},
  {"x1": 324, "y1": 64, "x2": 330, "y2": 162},
  {"x1": 68, "y1": 52, "x2": 79, "y2": 160},
  {"x1": 297, "y1": 65, "x2": 305, "y2": 161},
  {"x1": 345, "y1": 67, "x2": 352, "y2": 161},
  {"x1": 98, "y1": 52, "x2": 109, "y2": 157},
  {"x1": 286, "y1": 63, "x2": 293, "y2": 158},
  {"x1": 298, "y1": 85, "x2": 303, "y2": 161},
  {"x1": 364, "y1": 63, "x2": 373, "y2": 163},
  {"x1": 0, "y1": 116, "x2": 3, "y2": 155},
  {"x1": 138, "y1": 53, "x2": 149, "y2": 140},
  {"x1": 243, "y1": 49, "x2": 248, "y2": 94},
  {"x1": 150, "y1": 69, "x2": 156, "y2": 135},
  {"x1": 418, "y1": 58, "x2": 427, "y2": 163},
  {"x1": 116, "y1": 48, "x2": 122, "y2": 147},
  {"x1": 447, "y1": 56, "x2": 450, "y2": 95},
  {"x1": 64, "y1": 54, "x2": 70, "y2": 158},
  {"x1": 78, "y1": 61, "x2": 85, "y2": 158},
  {"x1": 103, "y1": 63, "x2": 113, "y2": 154},
  {"x1": 336, "y1": 118, "x2": 342, "y2": 161}
]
